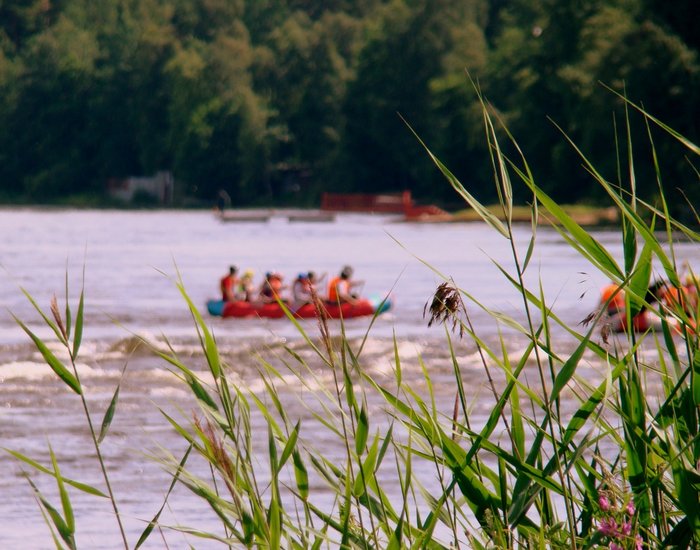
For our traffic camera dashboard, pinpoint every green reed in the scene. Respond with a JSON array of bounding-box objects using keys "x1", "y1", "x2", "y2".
[
  {"x1": 8, "y1": 93, "x2": 700, "y2": 548},
  {"x1": 9, "y1": 273, "x2": 130, "y2": 549}
]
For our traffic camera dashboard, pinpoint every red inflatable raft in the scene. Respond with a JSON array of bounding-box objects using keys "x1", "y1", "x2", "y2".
[{"x1": 206, "y1": 296, "x2": 391, "y2": 319}]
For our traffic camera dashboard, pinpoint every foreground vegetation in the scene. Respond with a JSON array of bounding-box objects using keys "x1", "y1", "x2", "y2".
[
  {"x1": 0, "y1": 0, "x2": 698, "y2": 214},
  {"x1": 8, "y1": 98, "x2": 700, "y2": 548}
]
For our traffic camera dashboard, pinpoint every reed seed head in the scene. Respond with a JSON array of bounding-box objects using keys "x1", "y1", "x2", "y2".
[{"x1": 424, "y1": 282, "x2": 465, "y2": 337}]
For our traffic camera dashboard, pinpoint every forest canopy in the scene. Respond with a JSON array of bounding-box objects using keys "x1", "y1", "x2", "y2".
[{"x1": 0, "y1": 0, "x2": 697, "y2": 213}]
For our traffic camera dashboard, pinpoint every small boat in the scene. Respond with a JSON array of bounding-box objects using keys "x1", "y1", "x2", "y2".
[{"x1": 206, "y1": 295, "x2": 392, "y2": 319}]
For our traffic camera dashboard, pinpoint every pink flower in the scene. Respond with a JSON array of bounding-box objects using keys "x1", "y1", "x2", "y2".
[
  {"x1": 598, "y1": 493, "x2": 611, "y2": 511},
  {"x1": 635, "y1": 534, "x2": 643, "y2": 549},
  {"x1": 620, "y1": 520, "x2": 632, "y2": 536},
  {"x1": 626, "y1": 500, "x2": 635, "y2": 515},
  {"x1": 610, "y1": 543, "x2": 623, "y2": 550},
  {"x1": 599, "y1": 517, "x2": 618, "y2": 537}
]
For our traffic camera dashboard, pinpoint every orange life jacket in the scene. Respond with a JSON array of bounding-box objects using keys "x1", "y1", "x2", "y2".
[
  {"x1": 328, "y1": 276, "x2": 348, "y2": 302},
  {"x1": 600, "y1": 284, "x2": 625, "y2": 312}
]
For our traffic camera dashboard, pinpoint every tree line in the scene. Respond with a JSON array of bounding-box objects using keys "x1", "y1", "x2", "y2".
[{"x1": 0, "y1": 0, "x2": 697, "y2": 214}]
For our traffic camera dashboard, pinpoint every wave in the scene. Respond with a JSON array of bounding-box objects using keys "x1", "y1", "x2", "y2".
[{"x1": 0, "y1": 360, "x2": 112, "y2": 381}]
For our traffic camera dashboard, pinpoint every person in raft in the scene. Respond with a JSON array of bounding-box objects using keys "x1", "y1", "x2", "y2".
[
  {"x1": 293, "y1": 271, "x2": 325, "y2": 305},
  {"x1": 293, "y1": 272, "x2": 313, "y2": 305},
  {"x1": 220, "y1": 265, "x2": 239, "y2": 302},
  {"x1": 235, "y1": 269, "x2": 256, "y2": 301},
  {"x1": 599, "y1": 279, "x2": 668, "y2": 332},
  {"x1": 327, "y1": 265, "x2": 363, "y2": 305},
  {"x1": 258, "y1": 272, "x2": 288, "y2": 304}
]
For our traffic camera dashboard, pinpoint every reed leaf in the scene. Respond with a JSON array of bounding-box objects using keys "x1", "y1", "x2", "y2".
[
  {"x1": 619, "y1": 373, "x2": 651, "y2": 529},
  {"x1": 268, "y1": 423, "x2": 278, "y2": 475},
  {"x1": 5, "y1": 449, "x2": 107, "y2": 497},
  {"x1": 402, "y1": 116, "x2": 509, "y2": 238},
  {"x1": 550, "y1": 120, "x2": 681, "y2": 287},
  {"x1": 176, "y1": 281, "x2": 221, "y2": 379},
  {"x1": 353, "y1": 434, "x2": 379, "y2": 498},
  {"x1": 72, "y1": 290, "x2": 84, "y2": 358},
  {"x1": 355, "y1": 403, "x2": 369, "y2": 456},
  {"x1": 151, "y1": 348, "x2": 219, "y2": 411},
  {"x1": 386, "y1": 517, "x2": 403, "y2": 550},
  {"x1": 550, "y1": 322, "x2": 595, "y2": 403},
  {"x1": 603, "y1": 84, "x2": 700, "y2": 156},
  {"x1": 63, "y1": 271, "x2": 72, "y2": 341},
  {"x1": 49, "y1": 444, "x2": 74, "y2": 538},
  {"x1": 35, "y1": 499, "x2": 65, "y2": 550},
  {"x1": 20, "y1": 287, "x2": 67, "y2": 346},
  {"x1": 278, "y1": 420, "x2": 300, "y2": 472},
  {"x1": 135, "y1": 444, "x2": 192, "y2": 549},
  {"x1": 692, "y1": 354, "x2": 700, "y2": 408},
  {"x1": 627, "y1": 243, "x2": 653, "y2": 317},
  {"x1": 98, "y1": 383, "x2": 120, "y2": 444},
  {"x1": 27, "y1": 476, "x2": 75, "y2": 550},
  {"x1": 13, "y1": 315, "x2": 81, "y2": 394},
  {"x1": 292, "y1": 449, "x2": 309, "y2": 500},
  {"x1": 527, "y1": 184, "x2": 623, "y2": 281},
  {"x1": 268, "y1": 478, "x2": 282, "y2": 549}
]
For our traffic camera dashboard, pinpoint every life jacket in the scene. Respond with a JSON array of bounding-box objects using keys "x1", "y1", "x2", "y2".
[
  {"x1": 659, "y1": 284, "x2": 688, "y2": 312},
  {"x1": 659, "y1": 283, "x2": 698, "y2": 335},
  {"x1": 270, "y1": 277, "x2": 283, "y2": 298},
  {"x1": 221, "y1": 275, "x2": 236, "y2": 301},
  {"x1": 600, "y1": 283, "x2": 651, "y2": 333},
  {"x1": 328, "y1": 276, "x2": 348, "y2": 302},
  {"x1": 600, "y1": 284, "x2": 625, "y2": 313}
]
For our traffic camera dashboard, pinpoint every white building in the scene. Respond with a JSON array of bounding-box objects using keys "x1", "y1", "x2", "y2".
[{"x1": 107, "y1": 171, "x2": 174, "y2": 204}]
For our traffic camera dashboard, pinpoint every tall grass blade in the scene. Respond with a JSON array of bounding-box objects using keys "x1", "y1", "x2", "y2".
[
  {"x1": 401, "y1": 116, "x2": 509, "y2": 238},
  {"x1": 278, "y1": 420, "x2": 300, "y2": 471},
  {"x1": 98, "y1": 379, "x2": 122, "y2": 444},
  {"x1": 175, "y1": 281, "x2": 221, "y2": 379},
  {"x1": 150, "y1": 347, "x2": 219, "y2": 411},
  {"x1": 524, "y1": 184, "x2": 623, "y2": 280},
  {"x1": 27, "y1": 476, "x2": 76, "y2": 550},
  {"x1": 353, "y1": 434, "x2": 379, "y2": 498},
  {"x1": 35, "y1": 499, "x2": 65, "y2": 550},
  {"x1": 5, "y1": 449, "x2": 107, "y2": 496},
  {"x1": 64, "y1": 271, "x2": 72, "y2": 340},
  {"x1": 551, "y1": 323, "x2": 596, "y2": 402},
  {"x1": 135, "y1": 444, "x2": 192, "y2": 549},
  {"x1": 20, "y1": 288, "x2": 66, "y2": 345},
  {"x1": 355, "y1": 403, "x2": 369, "y2": 456},
  {"x1": 549, "y1": 120, "x2": 681, "y2": 287},
  {"x1": 72, "y1": 290, "x2": 84, "y2": 358},
  {"x1": 627, "y1": 244, "x2": 653, "y2": 317},
  {"x1": 13, "y1": 316, "x2": 81, "y2": 394},
  {"x1": 292, "y1": 449, "x2": 309, "y2": 500},
  {"x1": 49, "y1": 444, "x2": 75, "y2": 536},
  {"x1": 602, "y1": 83, "x2": 700, "y2": 155}
]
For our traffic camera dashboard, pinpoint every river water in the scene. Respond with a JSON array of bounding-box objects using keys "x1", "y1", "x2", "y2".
[{"x1": 0, "y1": 208, "x2": 696, "y2": 548}]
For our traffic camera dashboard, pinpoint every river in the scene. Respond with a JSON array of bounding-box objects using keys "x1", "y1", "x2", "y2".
[{"x1": 0, "y1": 208, "x2": 696, "y2": 548}]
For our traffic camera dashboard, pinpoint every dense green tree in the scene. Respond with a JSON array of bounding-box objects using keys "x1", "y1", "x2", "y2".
[
  {"x1": 0, "y1": 0, "x2": 697, "y2": 210},
  {"x1": 0, "y1": 0, "x2": 55, "y2": 49},
  {"x1": 1, "y1": 14, "x2": 102, "y2": 200},
  {"x1": 341, "y1": 0, "x2": 474, "y2": 199},
  {"x1": 484, "y1": 0, "x2": 699, "y2": 211},
  {"x1": 568, "y1": 2, "x2": 700, "y2": 211},
  {"x1": 253, "y1": 11, "x2": 356, "y2": 198},
  {"x1": 167, "y1": 27, "x2": 270, "y2": 203},
  {"x1": 484, "y1": 0, "x2": 603, "y2": 202}
]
